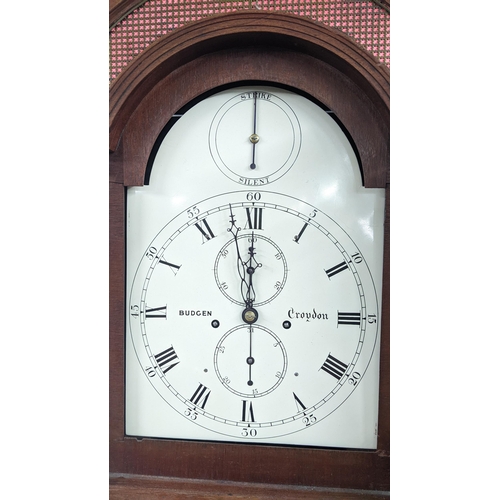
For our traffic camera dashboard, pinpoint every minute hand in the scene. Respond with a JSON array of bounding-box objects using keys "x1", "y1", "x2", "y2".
[
  {"x1": 244, "y1": 232, "x2": 261, "y2": 307},
  {"x1": 227, "y1": 205, "x2": 251, "y2": 304}
]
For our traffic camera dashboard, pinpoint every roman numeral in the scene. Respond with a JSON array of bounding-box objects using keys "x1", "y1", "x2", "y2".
[
  {"x1": 293, "y1": 392, "x2": 307, "y2": 412},
  {"x1": 190, "y1": 383, "x2": 211, "y2": 409},
  {"x1": 194, "y1": 218, "x2": 215, "y2": 242},
  {"x1": 158, "y1": 258, "x2": 181, "y2": 274},
  {"x1": 325, "y1": 261, "x2": 348, "y2": 278},
  {"x1": 145, "y1": 305, "x2": 167, "y2": 319},
  {"x1": 154, "y1": 346, "x2": 180, "y2": 374},
  {"x1": 320, "y1": 354, "x2": 348, "y2": 380},
  {"x1": 245, "y1": 207, "x2": 263, "y2": 230},
  {"x1": 241, "y1": 400, "x2": 255, "y2": 422},
  {"x1": 337, "y1": 311, "x2": 361, "y2": 326},
  {"x1": 293, "y1": 222, "x2": 308, "y2": 243}
]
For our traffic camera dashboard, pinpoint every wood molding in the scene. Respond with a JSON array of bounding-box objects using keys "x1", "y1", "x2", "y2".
[
  {"x1": 110, "y1": 474, "x2": 390, "y2": 499},
  {"x1": 110, "y1": 0, "x2": 390, "y2": 29},
  {"x1": 109, "y1": 0, "x2": 146, "y2": 28},
  {"x1": 120, "y1": 47, "x2": 388, "y2": 188},
  {"x1": 109, "y1": 11, "x2": 389, "y2": 187},
  {"x1": 110, "y1": 12, "x2": 389, "y2": 149}
]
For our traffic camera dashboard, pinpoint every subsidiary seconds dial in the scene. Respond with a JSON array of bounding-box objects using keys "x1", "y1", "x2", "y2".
[{"x1": 214, "y1": 205, "x2": 288, "y2": 307}]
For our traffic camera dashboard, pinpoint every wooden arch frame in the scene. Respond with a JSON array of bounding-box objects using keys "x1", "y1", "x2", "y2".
[{"x1": 110, "y1": 10, "x2": 389, "y2": 497}]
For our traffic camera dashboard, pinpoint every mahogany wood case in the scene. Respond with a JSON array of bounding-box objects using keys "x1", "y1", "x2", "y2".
[{"x1": 109, "y1": 10, "x2": 389, "y2": 497}]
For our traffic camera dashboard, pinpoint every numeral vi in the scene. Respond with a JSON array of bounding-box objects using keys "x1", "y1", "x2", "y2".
[{"x1": 245, "y1": 207, "x2": 263, "y2": 230}]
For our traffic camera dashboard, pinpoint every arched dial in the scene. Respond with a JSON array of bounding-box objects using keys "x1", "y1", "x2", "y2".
[
  {"x1": 126, "y1": 85, "x2": 384, "y2": 449},
  {"x1": 209, "y1": 90, "x2": 302, "y2": 186},
  {"x1": 127, "y1": 190, "x2": 379, "y2": 444}
]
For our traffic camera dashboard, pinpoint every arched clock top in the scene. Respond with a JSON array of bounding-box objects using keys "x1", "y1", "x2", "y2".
[{"x1": 109, "y1": 11, "x2": 389, "y2": 189}]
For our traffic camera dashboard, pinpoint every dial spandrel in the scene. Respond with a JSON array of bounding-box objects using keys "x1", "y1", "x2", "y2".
[{"x1": 126, "y1": 86, "x2": 385, "y2": 449}]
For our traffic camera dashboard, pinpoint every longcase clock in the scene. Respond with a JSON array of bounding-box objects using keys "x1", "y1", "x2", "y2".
[{"x1": 110, "y1": 10, "x2": 389, "y2": 498}]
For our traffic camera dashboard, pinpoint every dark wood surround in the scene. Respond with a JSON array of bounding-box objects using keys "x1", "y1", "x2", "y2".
[{"x1": 110, "y1": 10, "x2": 389, "y2": 496}]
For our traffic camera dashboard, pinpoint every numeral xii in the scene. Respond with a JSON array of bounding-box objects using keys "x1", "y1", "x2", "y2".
[{"x1": 245, "y1": 207, "x2": 263, "y2": 230}]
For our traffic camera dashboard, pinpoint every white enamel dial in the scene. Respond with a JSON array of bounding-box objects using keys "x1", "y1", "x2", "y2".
[{"x1": 126, "y1": 86, "x2": 385, "y2": 449}]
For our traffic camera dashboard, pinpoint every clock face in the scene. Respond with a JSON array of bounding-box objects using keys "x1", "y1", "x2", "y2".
[{"x1": 126, "y1": 86, "x2": 385, "y2": 449}]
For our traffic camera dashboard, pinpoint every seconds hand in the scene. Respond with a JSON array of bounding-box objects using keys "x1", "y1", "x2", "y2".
[{"x1": 247, "y1": 325, "x2": 255, "y2": 386}]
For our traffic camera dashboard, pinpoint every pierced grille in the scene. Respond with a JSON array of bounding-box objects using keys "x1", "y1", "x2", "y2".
[{"x1": 109, "y1": 1, "x2": 390, "y2": 82}]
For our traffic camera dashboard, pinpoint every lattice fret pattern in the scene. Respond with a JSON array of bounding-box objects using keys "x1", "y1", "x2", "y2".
[{"x1": 109, "y1": 0, "x2": 390, "y2": 82}]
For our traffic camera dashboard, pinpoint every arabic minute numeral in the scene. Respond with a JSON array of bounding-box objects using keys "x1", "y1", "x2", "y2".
[
  {"x1": 184, "y1": 408, "x2": 198, "y2": 420},
  {"x1": 302, "y1": 413, "x2": 317, "y2": 427},
  {"x1": 187, "y1": 206, "x2": 200, "y2": 218},
  {"x1": 241, "y1": 428, "x2": 257, "y2": 437},
  {"x1": 348, "y1": 371, "x2": 361, "y2": 386},
  {"x1": 246, "y1": 192, "x2": 261, "y2": 201},
  {"x1": 351, "y1": 252, "x2": 363, "y2": 264},
  {"x1": 146, "y1": 246, "x2": 157, "y2": 260}
]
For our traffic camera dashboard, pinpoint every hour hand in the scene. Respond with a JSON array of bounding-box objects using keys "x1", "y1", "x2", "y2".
[{"x1": 227, "y1": 205, "x2": 249, "y2": 293}]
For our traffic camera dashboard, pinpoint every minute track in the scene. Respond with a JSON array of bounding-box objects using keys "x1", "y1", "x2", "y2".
[{"x1": 128, "y1": 189, "x2": 379, "y2": 442}]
